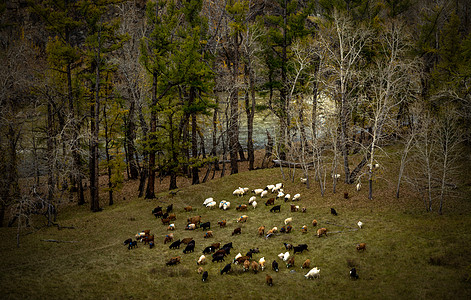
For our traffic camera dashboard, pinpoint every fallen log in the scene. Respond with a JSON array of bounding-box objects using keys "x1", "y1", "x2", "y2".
[{"x1": 41, "y1": 239, "x2": 79, "y2": 243}]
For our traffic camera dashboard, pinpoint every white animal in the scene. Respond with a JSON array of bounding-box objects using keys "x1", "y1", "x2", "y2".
[
  {"x1": 356, "y1": 182, "x2": 362, "y2": 191},
  {"x1": 266, "y1": 185, "x2": 275, "y2": 191},
  {"x1": 219, "y1": 200, "x2": 227, "y2": 209},
  {"x1": 135, "y1": 232, "x2": 146, "y2": 240},
  {"x1": 203, "y1": 197, "x2": 214, "y2": 206},
  {"x1": 168, "y1": 224, "x2": 175, "y2": 230},
  {"x1": 271, "y1": 226, "x2": 278, "y2": 233},
  {"x1": 283, "y1": 251, "x2": 290, "y2": 261},
  {"x1": 276, "y1": 191, "x2": 285, "y2": 199},
  {"x1": 284, "y1": 194, "x2": 291, "y2": 201},
  {"x1": 284, "y1": 217, "x2": 293, "y2": 225},
  {"x1": 300, "y1": 177, "x2": 307, "y2": 183},
  {"x1": 233, "y1": 188, "x2": 245, "y2": 197},
  {"x1": 234, "y1": 253, "x2": 242, "y2": 261},
  {"x1": 252, "y1": 201, "x2": 257, "y2": 209},
  {"x1": 222, "y1": 201, "x2": 230, "y2": 210},
  {"x1": 248, "y1": 196, "x2": 257, "y2": 204},
  {"x1": 332, "y1": 174, "x2": 341, "y2": 179},
  {"x1": 259, "y1": 257, "x2": 266, "y2": 270},
  {"x1": 260, "y1": 190, "x2": 268, "y2": 198},
  {"x1": 205, "y1": 201, "x2": 216, "y2": 208},
  {"x1": 357, "y1": 221, "x2": 363, "y2": 229},
  {"x1": 278, "y1": 253, "x2": 285, "y2": 259},
  {"x1": 242, "y1": 187, "x2": 249, "y2": 194},
  {"x1": 252, "y1": 188, "x2": 264, "y2": 195},
  {"x1": 197, "y1": 255, "x2": 206, "y2": 265},
  {"x1": 292, "y1": 193, "x2": 301, "y2": 201},
  {"x1": 305, "y1": 267, "x2": 320, "y2": 279},
  {"x1": 275, "y1": 183, "x2": 283, "y2": 190}
]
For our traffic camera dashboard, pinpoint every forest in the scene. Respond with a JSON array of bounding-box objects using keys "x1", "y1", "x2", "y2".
[{"x1": 1, "y1": 0, "x2": 471, "y2": 228}]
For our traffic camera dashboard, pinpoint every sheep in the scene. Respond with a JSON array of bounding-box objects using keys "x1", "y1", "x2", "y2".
[
  {"x1": 284, "y1": 194, "x2": 291, "y2": 202},
  {"x1": 232, "y1": 227, "x2": 242, "y2": 236},
  {"x1": 243, "y1": 259, "x2": 251, "y2": 271},
  {"x1": 184, "y1": 206, "x2": 192, "y2": 212},
  {"x1": 290, "y1": 204, "x2": 299, "y2": 212},
  {"x1": 294, "y1": 244, "x2": 309, "y2": 254},
  {"x1": 197, "y1": 255, "x2": 206, "y2": 265},
  {"x1": 252, "y1": 188, "x2": 264, "y2": 195},
  {"x1": 202, "y1": 246, "x2": 214, "y2": 254},
  {"x1": 292, "y1": 194, "x2": 301, "y2": 201},
  {"x1": 266, "y1": 274, "x2": 273, "y2": 286},
  {"x1": 183, "y1": 243, "x2": 195, "y2": 254},
  {"x1": 252, "y1": 200, "x2": 257, "y2": 209},
  {"x1": 272, "y1": 260, "x2": 279, "y2": 272},
  {"x1": 248, "y1": 196, "x2": 257, "y2": 204},
  {"x1": 242, "y1": 187, "x2": 249, "y2": 194},
  {"x1": 166, "y1": 256, "x2": 181, "y2": 266},
  {"x1": 312, "y1": 219, "x2": 318, "y2": 227},
  {"x1": 356, "y1": 182, "x2": 361, "y2": 191},
  {"x1": 202, "y1": 271, "x2": 208, "y2": 282},
  {"x1": 251, "y1": 261, "x2": 260, "y2": 273},
  {"x1": 167, "y1": 224, "x2": 175, "y2": 231},
  {"x1": 332, "y1": 173, "x2": 341, "y2": 179},
  {"x1": 301, "y1": 207, "x2": 307, "y2": 213},
  {"x1": 265, "y1": 198, "x2": 275, "y2": 206},
  {"x1": 212, "y1": 253, "x2": 225, "y2": 263},
  {"x1": 260, "y1": 190, "x2": 268, "y2": 198},
  {"x1": 185, "y1": 223, "x2": 196, "y2": 230},
  {"x1": 237, "y1": 215, "x2": 248, "y2": 223},
  {"x1": 217, "y1": 220, "x2": 227, "y2": 227},
  {"x1": 302, "y1": 259, "x2": 311, "y2": 269},
  {"x1": 200, "y1": 221, "x2": 211, "y2": 230},
  {"x1": 220, "y1": 263, "x2": 231, "y2": 275},
  {"x1": 163, "y1": 234, "x2": 173, "y2": 244},
  {"x1": 270, "y1": 205, "x2": 281, "y2": 213},
  {"x1": 211, "y1": 243, "x2": 220, "y2": 250},
  {"x1": 286, "y1": 225, "x2": 293, "y2": 233},
  {"x1": 356, "y1": 243, "x2": 366, "y2": 251},
  {"x1": 204, "y1": 231, "x2": 213, "y2": 239},
  {"x1": 128, "y1": 240, "x2": 138, "y2": 250},
  {"x1": 350, "y1": 267, "x2": 359, "y2": 279},
  {"x1": 286, "y1": 256, "x2": 295, "y2": 268},
  {"x1": 259, "y1": 257, "x2": 266, "y2": 271},
  {"x1": 276, "y1": 191, "x2": 285, "y2": 199},
  {"x1": 304, "y1": 267, "x2": 320, "y2": 279},
  {"x1": 275, "y1": 183, "x2": 284, "y2": 190},
  {"x1": 169, "y1": 239, "x2": 181, "y2": 249},
  {"x1": 219, "y1": 200, "x2": 231, "y2": 210},
  {"x1": 236, "y1": 204, "x2": 248, "y2": 211},
  {"x1": 203, "y1": 198, "x2": 213, "y2": 206},
  {"x1": 283, "y1": 251, "x2": 290, "y2": 262},
  {"x1": 317, "y1": 227, "x2": 328, "y2": 237},
  {"x1": 258, "y1": 226, "x2": 265, "y2": 236},
  {"x1": 181, "y1": 238, "x2": 194, "y2": 244},
  {"x1": 283, "y1": 243, "x2": 293, "y2": 250},
  {"x1": 205, "y1": 201, "x2": 217, "y2": 209},
  {"x1": 284, "y1": 217, "x2": 293, "y2": 225},
  {"x1": 331, "y1": 208, "x2": 338, "y2": 216},
  {"x1": 301, "y1": 225, "x2": 308, "y2": 234},
  {"x1": 233, "y1": 187, "x2": 245, "y2": 197},
  {"x1": 123, "y1": 238, "x2": 132, "y2": 246},
  {"x1": 357, "y1": 221, "x2": 363, "y2": 229}
]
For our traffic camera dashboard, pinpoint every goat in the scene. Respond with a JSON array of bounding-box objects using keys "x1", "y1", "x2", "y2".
[
  {"x1": 200, "y1": 221, "x2": 211, "y2": 230},
  {"x1": 272, "y1": 260, "x2": 279, "y2": 272},
  {"x1": 356, "y1": 243, "x2": 366, "y2": 251},
  {"x1": 143, "y1": 235, "x2": 154, "y2": 245},
  {"x1": 302, "y1": 259, "x2": 311, "y2": 269},
  {"x1": 265, "y1": 198, "x2": 275, "y2": 206},
  {"x1": 232, "y1": 227, "x2": 242, "y2": 236},
  {"x1": 168, "y1": 213, "x2": 176, "y2": 221},
  {"x1": 152, "y1": 206, "x2": 162, "y2": 218},
  {"x1": 251, "y1": 261, "x2": 260, "y2": 273},
  {"x1": 202, "y1": 246, "x2": 214, "y2": 254},
  {"x1": 350, "y1": 267, "x2": 359, "y2": 279},
  {"x1": 185, "y1": 223, "x2": 196, "y2": 230},
  {"x1": 167, "y1": 224, "x2": 175, "y2": 231},
  {"x1": 290, "y1": 204, "x2": 299, "y2": 212},
  {"x1": 222, "y1": 242, "x2": 233, "y2": 249},
  {"x1": 243, "y1": 259, "x2": 251, "y2": 271},
  {"x1": 184, "y1": 206, "x2": 192, "y2": 212},
  {"x1": 258, "y1": 226, "x2": 265, "y2": 237},
  {"x1": 286, "y1": 225, "x2": 292, "y2": 233},
  {"x1": 166, "y1": 256, "x2": 181, "y2": 266},
  {"x1": 266, "y1": 274, "x2": 273, "y2": 286},
  {"x1": 270, "y1": 205, "x2": 281, "y2": 213},
  {"x1": 203, "y1": 231, "x2": 213, "y2": 239},
  {"x1": 212, "y1": 253, "x2": 225, "y2": 263},
  {"x1": 202, "y1": 271, "x2": 208, "y2": 282},
  {"x1": 286, "y1": 256, "x2": 295, "y2": 268},
  {"x1": 187, "y1": 216, "x2": 202, "y2": 225},
  {"x1": 149, "y1": 241, "x2": 154, "y2": 249},
  {"x1": 169, "y1": 239, "x2": 181, "y2": 249},
  {"x1": 166, "y1": 204, "x2": 173, "y2": 213},
  {"x1": 259, "y1": 257, "x2": 266, "y2": 271},
  {"x1": 237, "y1": 215, "x2": 248, "y2": 223},
  {"x1": 217, "y1": 220, "x2": 227, "y2": 227},
  {"x1": 183, "y1": 243, "x2": 195, "y2": 254},
  {"x1": 293, "y1": 244, "x2": 308, "y2": 254},
  {"x1": 317, "y1": 227, "x2": 328, "y2": 237},
  {"x1": 280, "y1": 226, "x2": 286, "y2": 233},
  {"x1": 163, "y1": 234, "x2": 173, "y2": 244},
  {"x1": 305, "y1": 267, "x2": 320, "y2": 279},
  {"x1": 128, "y1": 240, "x2": 138, "y2": 250},
  {"x1": 283, "y1": 243, "x2": 293, "y2": 250},
  {"x1": 197, "y1": 255, "x2": 206, "y2": 265},
  {"x1": 161, "y1": 218, "x2": 171, "y2": 225},
  {"x1": 181, "y1": 238, "x2": 194, "y2": 244},
  {"x1": 301, "y1": 225, "x2": 308, "y2": 234},
  {"x1": 235, "y1": 255, "x2": 250, "y2": 264},
  {"x1": 284, "y1": 217, "x2": 293, "y2": 225},
  {"x1": 198, "y1": 267, "x2": 204, "y2": 274},
  {"x1": 331, "y1": 208, "x2": 338, "y2": 216},
  {"x1": 220, "y1": 263, "x2": 231, "y2": 275},
  {"x1": 123, "y1": 238, "x2": 132, "y2": 246},
  {"x1": 301, "y1": 207, "x2": 307, "y2": 213},
  {"x1": 236, "y1": 204, "x2": 248, "y2": 211},
  {"x1": 312, "y1": 219, "x2": 318, "y2": 227}
]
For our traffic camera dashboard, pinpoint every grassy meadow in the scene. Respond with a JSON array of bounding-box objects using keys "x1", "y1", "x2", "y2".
[{"x1": 1, "y1": 158, "x2": 471, "y2": 299}]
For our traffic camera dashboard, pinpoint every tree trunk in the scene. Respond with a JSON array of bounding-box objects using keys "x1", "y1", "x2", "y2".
[
  {"x1": 125, "y1": 98, "x2": 139, "y2": 179},
  {"x1": 190, "y1": 87, "x2": 200, "y2": 185},
  {"x1": 145, "y1": 72, "x2": 158, "y2": 199},
  {"x1": 230, "y1": 33, "x2": 240, "y2": 175}
]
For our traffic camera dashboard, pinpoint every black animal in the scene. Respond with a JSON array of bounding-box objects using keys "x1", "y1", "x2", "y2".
[
  {"x1": 350, "y1": 268, "x2": 359, "y2": 279},
  {"x1": 212, "y1": 253, "x2": 225, "y2": 263},
  {"x1": 202, "y1": 271, "x2": 208, "y2": 282},
  {"x1": 280, "y1": 226, "x2": 286, "y2": 233},
  {"x1": 123, "y1": 238, "x2": 132, "y2": 246},
  {"x1": 293, "y1": 244, "x2": 309, "y2": 254},
  {"x1": 169, "y1": 239, "x2": 181, "y2": 249},
  {"x1": 222, "y1": 242, "x2": 233, "y2": 249},
  {"x1": 250, "y1": 248, "x2": 260, "y2": 254},
  {"x1": 270, "y1": 205, "x2": 281, "y2": 213},
  {"x1": 166, "y1": 204, "x2": 173, "y2": 213},
  {"x1": 232, "y1": 228, "x2": 241, "y2": 236},
  {"x1": 331, "y1": 208, "x2": 338, "y2": 216},
  {"x1": 162, "y1": 212, "x2": 169, "y2": 219},
  {"x1": 187, "y1": 240, "x2": 196, "y2": 247},
  {"x1": 183, "y1": 243, "x2": 195, "y2": 254},
  {"x1": 203, "y1": 246, "x2": 214, "y2": 254},
  {"x1": 166, "y1": 257, "x2": 180, "y2": 266},
  {"x1": 152, "y1": 206, "x2": 162, "y2": 217},
  {"x1": 149, "y1": 241, "x2": 154, "y2": 249},
  {"x1": 128, "y1": 240, "x2": 138, "y2": 250},
  {"x1": 200, "y1": 222, "x2": 211, "y2": 230},
  {"x1": 220, "y1": 263, "x2": 231, "y2": 275},
  {"x1": 272, "y1": 260, "x2": 279, "y2": 272},
  {"x1": 246, "y1": 250, "x2": 253, "y2": 258},
  {"x1": 283, "y1": 243, "x2": 293, "y2": 250}
]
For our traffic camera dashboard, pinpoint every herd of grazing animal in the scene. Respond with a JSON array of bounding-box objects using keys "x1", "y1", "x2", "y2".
[{"x1": 123, "y1": 181, "x2": 367, "y2": 286}]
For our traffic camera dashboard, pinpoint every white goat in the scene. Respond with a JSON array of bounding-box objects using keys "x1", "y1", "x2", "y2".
[
  {"x1": 284, "y1": 217, "x2": 293, "y2": 225},
  {"x1": 305, "y1": 267, "x2": 320, "y2": 279},
  {"x1": 283, "y1": 251, "x2": 290, "y2": 262}
]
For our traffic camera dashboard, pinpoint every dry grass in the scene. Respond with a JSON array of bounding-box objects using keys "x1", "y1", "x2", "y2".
[{"x1": 2, "y1": 148, "x2": 471, "y2": 299}]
